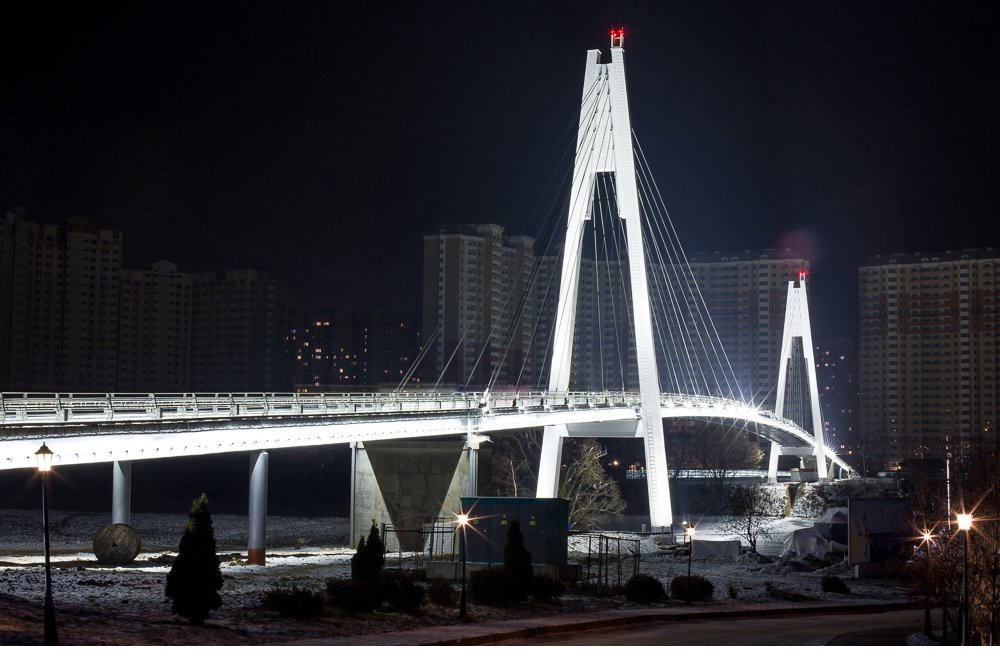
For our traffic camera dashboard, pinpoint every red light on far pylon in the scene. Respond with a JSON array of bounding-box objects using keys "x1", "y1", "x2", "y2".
[
  {"x1": 610, "y1": 27, "x2": 626, "y2": 47},
  {"x1": 799, "y1": 270, "x2": 808, "y2": 280}
]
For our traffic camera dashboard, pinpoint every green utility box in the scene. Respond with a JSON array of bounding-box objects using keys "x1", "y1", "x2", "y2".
[{"x1": 460, "y1": 497, "x2": 569, "y2": 565}]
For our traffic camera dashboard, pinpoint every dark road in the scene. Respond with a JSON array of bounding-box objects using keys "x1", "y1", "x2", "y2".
[{"x1": 491, "y1": 608, "x2": 928, "y2": 646}]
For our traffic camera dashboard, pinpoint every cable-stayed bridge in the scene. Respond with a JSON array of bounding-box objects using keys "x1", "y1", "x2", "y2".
[{"x1": 1, "y1": 33, "x2": 854, "y2": 560}]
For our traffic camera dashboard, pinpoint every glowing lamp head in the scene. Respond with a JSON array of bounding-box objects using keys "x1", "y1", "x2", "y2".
[
  {"x1": 920, "y1": 530, "x2": 934, "y2": 545},
  {"x1": 957, "y1": 513, "x2": 973, "y2": 531},
  {"x1": 456, "y1": 513, "x2": 469, "y2": 527},
  {"x1": 35, "y1": 443, "x2": 54, "y2": 472},
  {"x1": 686, "y1": 525, "x2": 696, "y2": 538}
]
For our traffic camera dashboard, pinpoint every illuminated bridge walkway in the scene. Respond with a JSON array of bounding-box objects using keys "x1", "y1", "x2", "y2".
[{"x1": 0, "y1": 390, "x2": 849, "y2": 473}]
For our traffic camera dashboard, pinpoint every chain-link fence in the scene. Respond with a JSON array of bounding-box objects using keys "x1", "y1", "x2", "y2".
[{"x1": 572, "y1": 532, "x2": 641, "y2": 593}]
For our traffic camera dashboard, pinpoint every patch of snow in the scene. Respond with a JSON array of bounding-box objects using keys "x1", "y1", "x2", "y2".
[{"x1": 906, "y1": 633, "x2": 939, "y2": 646}]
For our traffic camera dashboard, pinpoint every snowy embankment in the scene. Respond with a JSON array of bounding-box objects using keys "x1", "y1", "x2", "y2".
[{"x1": 0, "y1": 510, "x2": 355, "y2": 609}]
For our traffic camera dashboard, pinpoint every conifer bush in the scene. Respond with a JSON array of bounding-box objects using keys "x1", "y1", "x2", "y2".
[
  {"x1": 503, "y1": 520, "x2": 533, "y2": 601},
  {"x1": 164, "y1": 493, "x2": 223, "y2": 624},
  {"x1": 351, "y1": 521, "x2": 385, "y2": 582},
  {"x1": 469, "y1": 567, "x2": 518, "y2": 606},
  {"x1": 624, "y1": 573, "x2": 667, "y2": 603},
  {"x1": 670, "y1": 574, "x2": 714, "y2": 602}
]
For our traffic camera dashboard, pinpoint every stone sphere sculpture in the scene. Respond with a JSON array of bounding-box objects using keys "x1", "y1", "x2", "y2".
[{"x1": 93, "y1": 523, "x2": 142, "y2": 565}]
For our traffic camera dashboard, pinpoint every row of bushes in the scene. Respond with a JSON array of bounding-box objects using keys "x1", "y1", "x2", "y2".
[
  {"x1": 265, "y1": 570, "x2": 854, "y2": 616},
  {"x1": 263, "y1": 570, "x2": 436, "y2": 618},
  {"x1": 623, "y1": 573, "x2": 715, "y2": 603},
  {"x1": 262, "y1": 568, "x2": 568, "y2": 617},
  {"x1": 468, "y1": 568, "x2": 566, "y2": 605}
]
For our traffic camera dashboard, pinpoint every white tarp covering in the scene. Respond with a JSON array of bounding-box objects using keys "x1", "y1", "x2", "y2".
[
  {"x1": 816, "y1": 507, "x2": 848, "y2": 525},
  {"x1": 780, "y1": 527, "x2": 829, "y2": 559},
  {"x1": 691, "y1": 539, "x2": 741, "y2": 557}
]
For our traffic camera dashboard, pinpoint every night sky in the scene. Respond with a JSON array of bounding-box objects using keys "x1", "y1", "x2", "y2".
[{"x1": 3, "y1": 2, "x2": 998, "y2": 335}]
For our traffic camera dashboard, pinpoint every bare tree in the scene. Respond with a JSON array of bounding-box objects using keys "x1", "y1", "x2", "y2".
[
  {"x1": 667, "y1": 420, "x2": 763, "y2": 486},
  {"x1": 489, "y1": 433, "x2": 626, "y2": 529},
  {"x1": 558, "y1": 439, "x2": 627, "y2": 530},
  {"x1": 695, "y1": 422, "x2": 764, "y2": 490},
  {"x1": 721, "y1": 483, "x2": 784, "y2": 553},
  {"x1": 488, "y1": 429, "x2": 540, "y2": 497}
]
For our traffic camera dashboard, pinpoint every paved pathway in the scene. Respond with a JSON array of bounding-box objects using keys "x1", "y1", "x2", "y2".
[{"x1": 295, "y1": 599, "x2": 922, "y2": 646}]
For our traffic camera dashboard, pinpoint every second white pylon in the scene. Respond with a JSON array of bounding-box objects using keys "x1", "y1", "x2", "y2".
[{"x1": 768, "y1": 273, "x2": 830, "y2": 482}]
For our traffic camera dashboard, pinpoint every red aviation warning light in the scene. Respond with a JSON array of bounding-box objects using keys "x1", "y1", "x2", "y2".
[
  {"x1": 799, "y1": 270, "x2": 808, "y2": 281},
  {"x1": 610, "y1": 27, "x2": 626, "y2": 47}
]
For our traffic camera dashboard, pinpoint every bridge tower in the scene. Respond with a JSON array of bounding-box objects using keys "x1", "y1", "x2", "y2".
[
  {"x1": 536, "y1": 30, "x2": 673, "y2": 528},
  {"x1": 768, "y1": 273, "x2": 830, "y2": 482}
]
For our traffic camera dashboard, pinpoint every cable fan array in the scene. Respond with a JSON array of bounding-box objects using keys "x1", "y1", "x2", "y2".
[{"x1": 402, "y1": 64, "x2": 747, "y2": 407}]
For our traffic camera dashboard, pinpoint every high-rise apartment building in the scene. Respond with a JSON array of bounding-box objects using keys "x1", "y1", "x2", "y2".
[
  {"x1": 859, "y1": 249, "x2": 999, "y2": 470},
  {"x1": 0, "y1": 210, "x2": 38, "y2": 388},
  {"x1": 422, "y1": 224, "x2": 810, "y2": 406},
  {"x1": 3, "y1": 209, "x2": 293, "y2": 393},
  {"x1": 118, "y1": 261, "x2": 192, "y2": 391},
  {"x1": 422, "y1": 225, "x2": 535, "y2": 388},
  {"x1": 684, "y1": 250, "x2": 810, "y2": 410},
  {"x1": 1, "y1": 212, "x2": 122, "y2": 391},
  {"x1": 287, "y1": 307, "x2": 421, "y2": 391},
  {"x1": 61, "y1": 217, "x2": 122, "y2": 390},
  {"x1": 814, "y1": 338, "x2": 860, "y2": 455},
  {"x1": 30, "y1": 222, "x2": 70, "y2": 390},
  {"x1": 531, "y1": 254, "x2": 647, "y2": 392},
  {"x1": 191, "y1": 269, "x2": 289, "y2": 392}
]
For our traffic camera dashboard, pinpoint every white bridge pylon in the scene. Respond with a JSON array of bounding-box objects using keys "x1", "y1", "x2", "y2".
[
  {"x1": 767, "y1": 274, "x2": 831, "y2": 483},
  {"x1": 535, "y1": 34, "x2": 674, "y2": 528}
]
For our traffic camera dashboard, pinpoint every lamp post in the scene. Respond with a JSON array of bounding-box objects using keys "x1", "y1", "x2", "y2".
[
  {"x1": 957, "y1": 512, "x2": 973, "y2": 645},
  {"x1": 685, "y1": 525, "x2": 696, "y2": 603},
  {"x1": 456, "y1": 513, "x2": 468, "y2": 620},
  {"x1": 920, "y1": 530, "x2": 935, "y2": 638},
  {"x1": 36, "y1": 444, "x2": 57, "y2": 646}
]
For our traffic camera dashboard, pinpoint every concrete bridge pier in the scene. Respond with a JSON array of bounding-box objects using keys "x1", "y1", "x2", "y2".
[
  {"x1": 111, "y1": 460, "x2": 132, "y2": 525},
  {"x1": 248, "y1": 450, "x2": 268, "y2": 565},
  {"x1": 350, "y1": 438, "x2": 476, "y2": 552}
]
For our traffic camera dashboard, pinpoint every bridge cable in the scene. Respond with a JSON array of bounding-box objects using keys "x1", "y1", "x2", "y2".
[
  {"x1": 485, "y1": 72, "x2": 611, "y2": 391},
  {"x1": 397, "y1": 74, "x2": 605, "y2": 392}
]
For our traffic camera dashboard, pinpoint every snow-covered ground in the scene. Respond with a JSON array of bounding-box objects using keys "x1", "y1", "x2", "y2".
[
  {"x1": 0, "y1": 476, "x2": 918, "y2": 648},
  {"x1": 0, "y1": 511, "x2": 907, "y2": 644},
  {"x1": 0, "y1": 508, "x2": 352, "y2": 554},
  {"x1": 0, "y1": 509, "x2": 356, "y2": 610},
  {"x1": 0, "y1": 508, "x2": 910, "y2": 613}
]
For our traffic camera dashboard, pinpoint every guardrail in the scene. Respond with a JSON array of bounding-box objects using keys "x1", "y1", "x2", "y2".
[{"x1": 0, "y1": 390, "x2": 640, "y2": 426}]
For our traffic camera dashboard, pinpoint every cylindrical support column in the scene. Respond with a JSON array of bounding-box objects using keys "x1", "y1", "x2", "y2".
[
  {"x1": 112, "y1": 460, "x2": 132, "y2": 525},
  {"x1": 767, "y1": 442, "x2": 780, "y2": 484},
  {"x1": 465, "y1": 436, "x2": 480, "y2": 497},
  {"x1": 349, "y1": 441, "x2": 362, "y2": 548},
  {"x1": 248, "y1": 451, "x2": 268, "y2": 566}
]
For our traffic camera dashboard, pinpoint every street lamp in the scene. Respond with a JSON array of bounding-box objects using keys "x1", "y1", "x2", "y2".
[
  {"x1": 919, "y1": 530, "x2": 935, "y2": 638},
  {"x1": 456, "y1": 513, "x2": 469, "y2": 620},
  {"x1": 957, "y1": 512, "x2": 973, "y2": 645},
  {"x1": 35, "y1": 443, "x2": 57, "y2": 645},
  {"x1": 685, "y1": 525, "x2": 696, "y2": 603}
]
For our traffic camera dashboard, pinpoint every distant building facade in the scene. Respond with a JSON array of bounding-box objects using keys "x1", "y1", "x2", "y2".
[
  {"x1": 814, "y1": 337, "x2": 860, "y2": 461},
  {"x1": 1, "y1": 211, "x2": 122, "y2": 391},
  {"x1": 422, "y1": 225, "x2": 535, "y2": 388},
  {"x1": 286, "y1": 307, "x2": 420, "y2": 391},
  {"x1": 674, "y1": 251, "x2": 810, "y2": 410},
  {"x1": 118, "y1": 261, "x2": 192, "y2": 391},
  {"x1": 421, "y1": 223, "x2": 811, "y2": 406},
  {"x1": 190, "y1": 269, "x2": 289, "y2": 392},
  {"x1": 859, "y1": 249, "x2": 999, "y2": 469},
  {"x1": 2, "y1": 208, "x2": 290, "y2": 393},
  {"x1": 0, "y1": 209, "x2": 38, "y2": 388}
]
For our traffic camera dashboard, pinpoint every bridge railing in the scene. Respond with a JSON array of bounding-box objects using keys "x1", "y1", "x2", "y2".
[{"x1": 0, "y1": 389, "x2": 642, "y2": 426}]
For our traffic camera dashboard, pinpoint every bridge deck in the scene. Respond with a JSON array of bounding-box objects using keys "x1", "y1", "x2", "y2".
[{"x1": 0, "y1": 391, "x2": 853, "y2": 475}]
